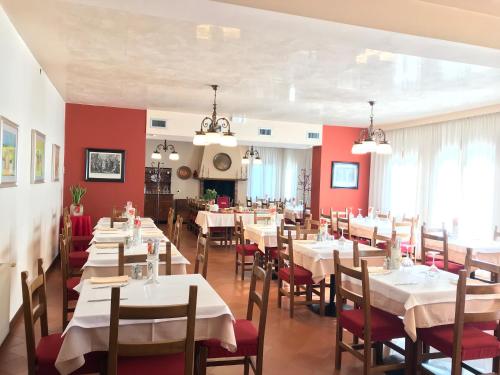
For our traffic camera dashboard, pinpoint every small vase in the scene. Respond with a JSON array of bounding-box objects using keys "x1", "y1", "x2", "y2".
[{"x1": 70, "y1": 203, "x2": 83, "y2": 216}]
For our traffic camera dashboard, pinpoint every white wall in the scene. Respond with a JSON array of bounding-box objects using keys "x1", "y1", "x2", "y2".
[{"x1": 0, "y1": 6, "x2": 65, "y2": 322}]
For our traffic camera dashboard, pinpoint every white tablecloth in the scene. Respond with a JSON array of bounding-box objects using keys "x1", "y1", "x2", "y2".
[
  {"x1": 346, "y1": 217, "x2": 411, "y2": 238},
  {"x1": 244, "y1": 224, "x2": 279, "y2": 251},
  {"x1": 77, "y1": 243, "x2": 190, "y2": 290},
  {"x1": 195, "y1": 211, "x2": 283, "y2": 234},
  {"x1": 95, "y1": 217, "x2": 156, "y2": 229},
  {"x1": 427, "y1": 236, "x2": 500, "y2": 265},
  {"x1": 284, "y1": 207, "x2": 304, "y2": 221},
  {"x1": 293, "y1": 239, "x2": 382, "y2": 283},
  {"x1": 56, "y1": 274, "x2": 236, "y2": 374},
  {"x1": 344, "y1": 265, "x2": 500, "y2": 341},
  {"x1": 91, "y1": 227, "x2": 167, "y2": 243}
]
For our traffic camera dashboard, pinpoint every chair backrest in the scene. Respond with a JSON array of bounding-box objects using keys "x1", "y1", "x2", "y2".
[
  {"x1": 246, "y1": 254, "x2": 272, "y2": 362},
  {"x1": 337, "y1": 214, "x2": 351, "y2": 238},
  {"x1": 217, "y1": 196, "x2": 230, "y2": 209},
  {"x1": 107, "y1": 285, "x2": 198, "y2": 375},
  {"x1": 392, "y1": 219, "x2": 413, "y2": 243},
  {"x1": 234, "y1": 214, "x2": 245, "y2": 246},
  {"x1": 118, "y1": 242, "x2": 172, "y2": 276},
  {"x1": 279, "y1": 218, "x2": 296, "y2": 237},
  {"x1": 21, "y1": 259, "x2": 48, "y2": 375},
  {"x1": 254, "y1": 211, "x2": 272, "y2": 225},
  {"x1": 194, "y1": 234, "x2": 208, "y2": 279},
  {"x1": 421, "y1": 223, "x2": 449, "y2": 268},
  {"x1": 112, "y1": 207, "x2": 124, "y2": 218},
  {"x1": 173, "y1": 215, "x2": 183, "y2": 250},
  {"x1": 451, "y1": 270, "x2": 500, "y2": 371},
  {"x1": 334, "y1": 251, "x2": 372, "y2": 342},
  {"x1": 166, "y1": 207, "x2": 175, "y2": 239},
  {"x1": 464, "y1": 248, "x2": 500, "y2": 283},
  {"x1": 352, "y1": 240, "x2": 389, "y2": 267},
  {"x1": 373, "y1": 229, "x2": 396, "y2": 251},
  {"x1": 494, "y1": 225, "x2": 500, "y2": 241},
  {"x1": 110, "y1": 217, "x2": 128, "y2": 229},
  {"x1": 295, "y1": 225, "x2": 319, "y2": 240},
  {"x1": 59, "y1": 234, "x2": 71, "y2": 282},
  {"x1": 277, "y1": 229, "x2": 296, "y2": 283}
]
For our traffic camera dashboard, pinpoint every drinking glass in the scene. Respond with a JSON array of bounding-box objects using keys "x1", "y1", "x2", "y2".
[
  {"x1": 357, "y1": 208, "x2": 363, "y2": 219},
  {"x1": 427, "y1": 251, "x2": 440, "y2": 278}
]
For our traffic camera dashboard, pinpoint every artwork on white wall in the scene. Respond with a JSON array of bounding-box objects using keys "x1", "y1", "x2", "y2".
[
  {"x1": 52, "y1": 144, "x2": 60, "y2": 181},
  {"x1": 0, "y1": 116, "x2": 19, "y2": 187},
  {"x1": 31, "y1": 129, "x2": 46, "y2": 183}
]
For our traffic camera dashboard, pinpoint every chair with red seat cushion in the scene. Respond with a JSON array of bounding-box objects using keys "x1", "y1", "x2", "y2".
[
  {"x1": 217, "y1": 196, "x2": 230, "y2": 209},
  {"x1": 66, "y1": 276, "x2": 81, "y2": 301},
  {"x1": 424, "y1": 259, "x2": 464, "y2": 274},
  {"x1": 21, "y1": 259, "x2": 103, "y2": 375},
  {"x1": 234, "y1": 215, "x2": 263, "y2": 280},
  {"x1": 333, "y1": 251, "x2": 408, "y2": 374},
  {"x1": 420, "y1": 223, "x2": 464, "y2": 273},
  {"x1": 68, "y1": 251, "x2": 88, "y2": 269},
  {"x1": 417, "y1": 269, "x2": 500, "y2": 374},
  {"x1": 59, "y1": 233, "x2": 81, "y2": 329},
  {"x1": 277, "y1": 229, "x2": 325, "y2": 318},
  {"x1": 352, "y1": 240, "x2": 389, "y2": 268},
  {"x1": 107, "y1": 285, "x2": 197, "y2": 375},
  {"x1": 199, "y1": 256, "x2": 272, "y2": 375}
]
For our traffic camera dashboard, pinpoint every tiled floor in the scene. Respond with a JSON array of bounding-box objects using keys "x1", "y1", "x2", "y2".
[{"x1": 0, "y1": 226, "x2": 490, "y2": 374}]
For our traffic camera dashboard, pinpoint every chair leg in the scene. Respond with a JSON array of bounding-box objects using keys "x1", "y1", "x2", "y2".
[
  {"x1": 235, "y1": 250, "x2": 239, "y2": 275},
  {"x1": 374, "y1": 342, "x2": 383, "y2": 365},
  {"x1": 243, "y1": 357, "x2": 250, "y2": 375},
  {"x1": 198, "y1": 346, "x2": 208, "y2": 375},
  {"x1": 319, "y1": 280, "x2": 325, "y2": 317},
  {"x1": 277, "y1": 279, "x2": 282, "y2": 308},
  {"x1": 241, "y1": 254, "x2": 245, "y2": 281},
  {"x1": 289, "y1": 282, "x2": 295, "y2": 318},
  {"x1": 335, "y1": 322, "x2": 343, "y2": 369},
  {"x1": 363, "y1": 340, "x2": 371, "y2": 375}
]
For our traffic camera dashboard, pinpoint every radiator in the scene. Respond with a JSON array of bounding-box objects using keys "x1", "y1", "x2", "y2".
[{"x1": 0, "y1": 262, "x2": 15, "y2": 345}]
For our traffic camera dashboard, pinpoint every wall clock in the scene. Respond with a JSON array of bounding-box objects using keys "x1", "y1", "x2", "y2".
[{"x1": 213, "y1": 153, "x2": 232, "y2": 171}]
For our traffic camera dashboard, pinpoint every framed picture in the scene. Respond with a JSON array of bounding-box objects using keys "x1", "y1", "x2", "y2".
[
  {"x1": 331, "y1": 161, "x2": 359, "y2": 189},
  {"x1": 85, "y1": 148, "x2": 125, "y2": 182},
  {"x1": 0, "y1": 117, "x2": 19, "y2": 187},
  {"x1": 52, "y1": 144, "x2": 61, "y2": 181},
  {"x1": 31, "y1": 129, "x2": 46, "y2": 184}
]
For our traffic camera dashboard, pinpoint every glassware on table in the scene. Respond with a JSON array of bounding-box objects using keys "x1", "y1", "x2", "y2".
[
  {"x1": 426, "y1": 251, "x2": 440, "y2": 278},
  {"x1": 404, "y1": 244, "x2": 416, "y2": 263},
  {"x1": 401, "y1": 253, "x2": 414, "y2": 271},
  {"x1": 338, "y1": 228, "x2": 346, "y2": 249},
  {"x1": 357, "y1": 208, "x2": 363, "y2": 219}
]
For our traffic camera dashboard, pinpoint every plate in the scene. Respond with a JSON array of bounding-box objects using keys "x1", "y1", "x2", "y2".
[
  {"x1": 176, "y1": 166, "x2": 192, "y2": 180},
  {"x1": 213, "y1": 153, "x2": 232, "y2": 171}
]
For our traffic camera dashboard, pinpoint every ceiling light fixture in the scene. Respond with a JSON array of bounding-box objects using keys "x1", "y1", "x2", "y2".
[
  {"x1": 242, "y1": 145, "x2": 262, "y2": 165},
  {"x1": 152, "y1": 140, "x2": 179, "y2": 161},
  {"x1": 352, "y1": 101, "x2": 392, "y2": 155},
  {"x1": 193, "y1": 85, "x2": 237, "y2": 147}
]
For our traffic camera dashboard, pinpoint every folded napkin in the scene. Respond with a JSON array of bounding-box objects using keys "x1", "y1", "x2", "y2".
[
  {"x1": 353, "y1": 266, "x2": 391, "y2": 275},
  {"x1": 90, "y1": 275, "x2": 129, "y2": 284},
  {"x1": 94, "y1": 243, "x2": 119, "y2": 249}
]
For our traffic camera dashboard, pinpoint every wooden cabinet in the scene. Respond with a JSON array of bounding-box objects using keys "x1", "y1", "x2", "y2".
[{"x1": 144, "y1": 194, "x2": 173, "y2": 223}]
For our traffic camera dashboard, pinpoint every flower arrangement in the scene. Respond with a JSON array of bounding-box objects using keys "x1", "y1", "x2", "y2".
[
  {"x1": 70, "y1": 185, "x2": 87, "y2": 205},
  {"x1": 203, "y1": 188, "x2": 217, "y2": 201}
]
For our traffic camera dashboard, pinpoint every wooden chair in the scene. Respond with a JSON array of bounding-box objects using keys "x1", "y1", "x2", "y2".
[
  {"x1": 173, "y1": 215, "x2": 183, "y2": 250},
  {"x1": 494, "y1": 225, "x2": 500, "y2": 241},
  {"x1": 374, "y1": 229, "x2": 396, "y2": 251},
  {"x1": 277, "y1": 229, "x2": 325, "y2": 317},
  {"x1": 112, "y1": 206, "x2": 124, "y2": 218},
  {"x1": 337, "y1": 215, "x2": 351, "y2": 239},
  {"x1": 166, "y1": 207, "x2": 175, "y2": 239},
  {"x1": 421, "y1": 223, "x2": 463, "y2": 274},
  {"x1": 118, "y1": 242, "x2": 172, "y2": 276},
  {"x1": 279, "y1": 219, "x2": 296, "y2": 236},
  {"x1": 107, "y1": 285, "x2": 198, "y2": 375},
  {"x1": 464, "y1": 248, "x2": 499, "y2": 283},
  {"x1": 59, "y1": 234, "x2": 82, "y2": 329},
  {"x1": 110, "y1": 217, "x2": 128, "y2": 229},
  {"x1": 22, "y1": 259, "x2": 101, "y2": 374},
  {"x1": 62, "y1": 216, "x2": 91, "y2": 269},
  {"x1": 333, "y1": 251, "x2": 408, "y2": 375},
  {"x1": 417, "y1": 270, "x2": 500, "y2": 375},
  {"x1": 199, "y1": 255, "x2": 272, "y2": 375},
  {"x1": 194, "y1": 233, "x2": 208, "y2": 279},
  {"x1": 253, "y1": 211, "x2": 272, "y2": 225},
  {"x1": 352, "y1": 240, "x2": 389, "y2": 268},
  {"x1": 234, "y1": 215, "x2": 261, "y2": 280},
  {"x1": 295, "y1": 225, "x2": 319, "y2": 240}
]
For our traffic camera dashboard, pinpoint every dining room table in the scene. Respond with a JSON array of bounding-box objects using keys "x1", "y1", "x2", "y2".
[
  {"x1": 426, "y1": 234, "x2": 500, "y2": 265},
  {"x1": 291, "y1": 238, "x2": 384, "y2": 316},
  {"x1": 195, "y1": 210, "x2": 283, "y2": 235},
  {"x1": 55, "y1": 274, "x2": 237, "y2": 375},
  {"x1": 75, "y1": 242, "x2": 190, "y2": 291},
  {"x1": 91, "y1": 221, "x2": 167, "y2": 243}
]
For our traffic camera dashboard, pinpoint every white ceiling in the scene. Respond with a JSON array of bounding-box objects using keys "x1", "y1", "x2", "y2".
[{"x1": 3, "y1": 0, "x2": 500, "y2": 126}]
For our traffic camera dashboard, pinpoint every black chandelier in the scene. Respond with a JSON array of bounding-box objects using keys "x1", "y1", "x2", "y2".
[
  {"x1": 242, "y1": 146, "x2": 262, "y2": 165},
  {"x1": 352, "y1": 101, "x2": 392, "y2": 155},
  {"x1": 151, "y1": 140, "x2": 179, "y2": 161},
  {"x1": 193, "y1": 85, "x2": 237, "y2": 147}
]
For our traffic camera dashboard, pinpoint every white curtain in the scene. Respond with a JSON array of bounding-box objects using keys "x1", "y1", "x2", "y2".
[
  {"x1": 247, "y1": 147, "x2": 312, "y2": 201},
  {"x1": 369, "y1": 113, "x2": 500, "y2": 237}
]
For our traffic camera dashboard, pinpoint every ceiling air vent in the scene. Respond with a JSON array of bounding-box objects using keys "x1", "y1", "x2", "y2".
[
  {"x1": 307, "y1": 131, "x2": 320, "y2": 140},
  {"x1": 258, "y1": 128, "x2": 272, "y2": 136},
  {"x1": 150, "y1": 118, "x2": 167, "y2": 129}
]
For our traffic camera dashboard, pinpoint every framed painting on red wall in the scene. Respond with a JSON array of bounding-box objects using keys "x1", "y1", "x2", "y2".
[
  {"x1": 85, "y1": 148, "x2": 126, "y2": 182},
  {"x1": 331, "y1": 161, "x2": 359, "y2": 189}
]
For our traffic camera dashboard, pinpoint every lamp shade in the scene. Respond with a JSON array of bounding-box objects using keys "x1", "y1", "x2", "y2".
[
  {"x1": 151, "y1": 151, "x2": 162, "y2": 160},
  {"x1": 241, "y1": 157, "x2": 250, "y2": 165},
  {"x1": 169, "y1": 151, "x2": 180, "y2": 161},
  {"x1": 204, "y1": 131, "x2": 221, "y2": 145},
  {"x1": 363, "y1": 139, "x2": 377, "y2": 153},
  {"x1": 193, "y1": 132, "x2": 207, "y2": 146},
  {"x1": 376, "y1": 141, "x2": 392, "y2": 155},
  {"x1": 220, "y1": 133, "x2": 237, "y2": 147},
  {"x1": 253, "y1": 157, "x2": 262, "y2": 165},
  {"x1": 351, "y1": 141, "x2": 365, "y2": 155}
]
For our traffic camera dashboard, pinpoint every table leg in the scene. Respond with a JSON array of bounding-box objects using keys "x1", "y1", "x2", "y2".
[
  {"x1": 405, "y1": 337, "x2": 417, "y2": 375},
  {"x1": 308, "y1": 274, "x2": 340, "y2": 317}
]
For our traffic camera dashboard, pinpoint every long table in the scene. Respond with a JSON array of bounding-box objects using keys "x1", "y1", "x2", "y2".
[
  {"x1": 56, "y1": 274, "x2": 236, "y2": 374},
  {"x1": 195, "y1": 211, "x2": 283, "y2": 235}
]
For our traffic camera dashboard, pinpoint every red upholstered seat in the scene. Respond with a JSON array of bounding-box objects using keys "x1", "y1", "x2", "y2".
[
  {"x1": 418, "y1": 325, "x2": 500, "y2": 360},
  {"x1": 466, "y1": 321, "x2": 498, "y2": 331},
  {"x1": 357, "y1": 238, "x2": 371, "y2": 245},
  {"x1": 36, "y1": 334, "x2": 102, "y2": 375},
  {"x1": 424, "y1": 259, "x2": 463, "y2": 274},
  {"x1": 236, "y1": 243, "x2": 260, "y2": 256},
  {"x1": 209, "y1": 227, "x2": 226, "y2": 233},
  {"x1": 278, "y1": 265, "x2": 314, "y2": 285},
  {"x1": 202, "y1": 319, "x2": 258, "y2": 358},
  {"x1": 339, "y1": 307, "x2": 405, "y2": 342},
  {"x1": 71, "y1": 235, "x2": 92, "y2": 252},
  {"x1": 66, "y1": 276, "x2": 80, "y2": 301},
  {"x1": 375, "y1": 242, "x2": 387, "y2": 250},
  {"x1": 68, "y1": 251, "x2": 88, "y2": 269},
  {"x1": 267, "y1": 247, "x2": 279, "y2": 260},
  {"x1": 116, "y1": 353, "x2": 184, "y2": 375}
]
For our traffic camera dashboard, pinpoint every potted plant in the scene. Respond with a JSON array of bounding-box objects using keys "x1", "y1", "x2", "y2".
[
  {"x1": 203, "y1": 188, "x2": 217, "y2": 204},
  {"x1": 70, "y1": 185, "x2": 87, "y2": 216}
]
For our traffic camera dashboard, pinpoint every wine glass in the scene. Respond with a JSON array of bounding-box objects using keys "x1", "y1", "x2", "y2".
[
  {"x1": 357, "y1": 208, "x2": 363, "y2": 219},
  {"x1": 427, "y1": 251, "x2": 440, "y2": 278}
]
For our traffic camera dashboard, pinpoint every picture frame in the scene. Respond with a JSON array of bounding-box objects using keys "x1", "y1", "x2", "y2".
[
  {"x1": 331, "y1": 161, "x2": 359, "y2": 189},
  {"x1": 52, "y1": 144, "x2": 61, "y2": 181},
  {"x1": 31, "y1": 129, "x2": 46, "y2": 184},
  {"x1": 0, "y1": 116, "x2": 19, "y2": 187},
  {"x1": 85, "y1": 148, "x2": 126, "y2": 182}
]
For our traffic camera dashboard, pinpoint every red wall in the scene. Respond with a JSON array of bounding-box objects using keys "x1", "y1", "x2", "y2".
[
  {"x1": 311, "y1": 125, "x2": 371, "y2": 218},
  {"x1": 64, "y1": 104, "x2": 146, "y2": 224}
]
